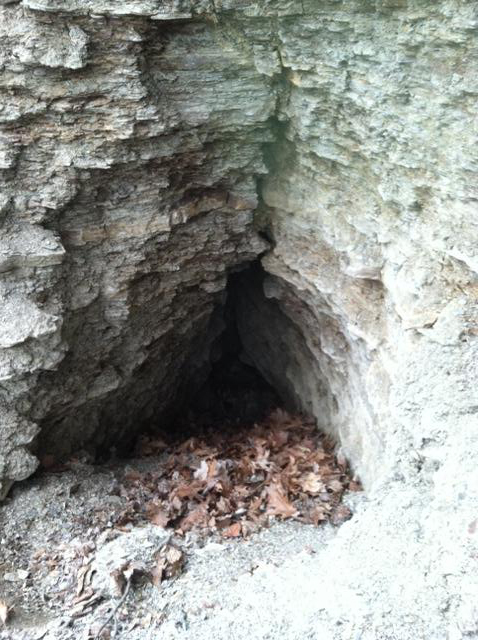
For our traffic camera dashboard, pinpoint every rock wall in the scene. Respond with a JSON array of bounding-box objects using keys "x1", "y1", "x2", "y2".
[
  {"x1": 0, "y1": 1, "x2": 277, "y2": 496},
  {"x1": 1, "y1": 0, "x2": 478, "y2": 637},
  {"x1": 1, "y1": 0, "x2": 477, "y2": 485},
  {"x1": 239, "y1": 0, "x2": 478, "y2": 491}
]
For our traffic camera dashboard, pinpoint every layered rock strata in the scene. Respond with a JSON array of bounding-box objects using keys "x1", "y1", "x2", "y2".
[
  {"x1": 0, "y1": 2, "x2": 277, "y2": 495},
  {"x1": 1, "y1": 2, "x2": 478, "y2": 636}
]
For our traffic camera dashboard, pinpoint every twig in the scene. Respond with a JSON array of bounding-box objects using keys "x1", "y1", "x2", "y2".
[{"x1": 94, "y1": 579, "x2": 131, "y2": 640}]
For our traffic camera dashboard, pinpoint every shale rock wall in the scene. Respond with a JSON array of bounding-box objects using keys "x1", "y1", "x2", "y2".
[
  {"x1": 0, "y1": 0, "x2": 277, "y2": 497},
  {"x1": 1, "y1": 0, "x2": 478, "y2": 637},
  {"x1": 239, "y1": 0, "x2": 478, "y2": 490},
  {"x1": 2, "y1": 0, "x2": 476, "y2": 493}
]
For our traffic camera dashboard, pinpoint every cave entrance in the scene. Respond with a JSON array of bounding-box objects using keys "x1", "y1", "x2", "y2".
[
  {"x1": 171, "y1": 262, "x2": 284, "y2": 439},
  {"x1": 31, "y1": 259, "x2": 356, "y2": 544},
  {"x1": 126, "y1": 260, "x2": 356, "y2": 536}
]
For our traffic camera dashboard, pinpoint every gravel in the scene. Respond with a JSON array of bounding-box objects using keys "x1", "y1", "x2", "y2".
[{"x1": 0, "y1": 457, "x2": 353, "y2": 640}]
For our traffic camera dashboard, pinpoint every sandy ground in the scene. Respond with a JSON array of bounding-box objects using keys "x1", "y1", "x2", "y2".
[{"x1": 0, "y1": 455, "x2": 360, "y2": 640}]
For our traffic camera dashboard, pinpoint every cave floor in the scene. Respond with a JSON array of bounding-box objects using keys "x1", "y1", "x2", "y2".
[{"x1": 0, "y1": 411, "x2": 360, "y2": 640}]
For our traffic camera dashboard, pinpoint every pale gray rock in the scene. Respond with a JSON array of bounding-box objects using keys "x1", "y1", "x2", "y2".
[{"x1": 91, "y1": 526, "x2": 170, "y2": 597}]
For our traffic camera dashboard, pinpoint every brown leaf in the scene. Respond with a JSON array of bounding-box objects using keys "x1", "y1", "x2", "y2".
[
  {"x1": 305, "y1": 506, "x2": 327, "y2": 526},
  {"x1": 76, "y1": 564, "x2": 92, "y2": 597},
  {"x1": 110, "y1": 569, "x2": 126, "y2": 597},
  {"x1": 179, "y1": 503, "x2": 208, "y2": 532},
  {"x1": 174, "y1": 482, "x2": 202, "y2": 499},
  {"x1": 124, "y1": 469, "x2": 142, "y2": 483},
  {"x1": 164, "y1": 546, "x2": 183, "y2": 579},
  {"x1": 151, "y1": 557, "x2": 166, "y2": 587},
  {"x1": 348, "y1": 480, "x2": 362, "y2": 492},
  {"x1": 266, "y1": 483, "x2": 299, "y2": 519},
  {"x1": 310, "y1": 449, "x2": 327, "y2": 462},
  {"x1": 215, "y1": 496, "x2": 231, "y2": 514},
  {"x1": 222, "y1": 522, "x2": 242, "y2": 538},
  {"x1": 215, "y1": 515, "x2": 232, "y2": 530},
  {"x1": 171, "y1": 495, "x2": 183, "y2": 511},
  {"x1": 330, "y1": 505, "x2": 352, "y2": 526},
  {"x1": 146, "y1": 504, "x2": 170, "y2": 528},
  {"x1": 152, "y1": 545, "x2": 184, "y2": 584},
  {"x1": 269, "y1": 429, "x2": 289, "y2": 448},
  {"x1": 336, "y1": 452, "x2": 347, "y2": 471},
  {"x1": 299, "y1": 472, "x2": 324, "y2": 495},
  {"x1": 124, "y1": 409, "x2": 354, "y2": 539},
  {"x1": 206, "y1": 459, "x2": 219, "y2": 480},
  {"x1": 248, "y1": 495, "x2": 263, "y2": 514},
  {"x1": 138, "y1": 436, "x2": 168, "y2": 456},
  {"x1": 328, "y1": 479, "x2": 344, "y2": 493}
]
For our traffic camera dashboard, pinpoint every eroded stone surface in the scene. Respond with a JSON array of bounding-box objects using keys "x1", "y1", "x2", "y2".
[
  {"x1": 0, "y1": 1, "x2": 273, "y2": 488},
  {"x1": 253, "y1": 0, "x2": 478, "y2": 490},
  {"x1": 1, "y1": 1, "x2": 478, "y2": 637}
]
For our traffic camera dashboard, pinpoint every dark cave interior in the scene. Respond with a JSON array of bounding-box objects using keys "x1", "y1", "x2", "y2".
[{"x1": 164, "y1": 262, "x2": 284, "y2": 442}]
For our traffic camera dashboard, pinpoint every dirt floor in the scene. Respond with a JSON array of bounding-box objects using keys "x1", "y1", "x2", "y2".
[{"x1": 0, "y1": 411, "x2": 360, "y2": 640}]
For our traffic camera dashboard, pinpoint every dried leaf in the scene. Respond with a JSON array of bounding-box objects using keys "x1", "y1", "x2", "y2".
[
  {"x1": 76, "y1": 565, "x2": 92, "y2": 597},
  {"x1": 164, "y1": 546, "x2": 183, "y2": 578},
  {"x1": 222, "y1": 522, "x2": 242, "y2": 538},
  {"x1": 300, "y1": 472, "x2": 324, "y2": 495},
  {"x1": 207, "y1": 459, "x2": 218, "y2": 479},
  {"x1": 266, "y1": 483, "x2": 299, "y2": 519},
  {"x1": 151, "y1": 557, "x2": 167, "y2": 587},
  {"x1": 215, "y1": 515, "x2": 232, "y2": 530},
  {"x1": 110, "y1": 569, "x2": 126, "y2": 597},
  {"x1": 269, "y1": 429, "x2": 289, "y2": 448},
  {"x1": 124, "y1": 469, "x2": 142, "y2": 483},
  {"x1": 215, "y1": 496, "x2": 231, "y2": 514},
  {"x1": 179, "y1": 503, "x2": 208, "y2": 532},
  {"x1": 306, "y1": 506, "x2": 327, "y2": 526},
  {"x1": 151, "y1": 545, "x2": 184, "y2": 584},
  {"x1": 121, "y1": 409, "x2": 357, "y2": 539},
  {"x1": 174, "y1": 483, "x2": 201, "y2": 499},
  {"x1": 138, "y1": 436, "x2": 168, "y2": 456},
  {"x1": 171, "y1": 495, "x2": 182, "y2": 511},
  {"x1": 146, "y1": 504, "x2": 170, "y2": 528},
  {"x1": 328, "y1": 479, "x2": 344, "y2": 493},
  {"x1": 330, "y1": 505, "x2": 352, "y2": 526},
  {"x1": 336, "y1": 452, "x2": 347, "y2": 470}
]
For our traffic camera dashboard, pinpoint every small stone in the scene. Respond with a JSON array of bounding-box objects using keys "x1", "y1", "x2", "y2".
[{"x1": 91, "y1": 525, "x2": 170, "y2": 598}]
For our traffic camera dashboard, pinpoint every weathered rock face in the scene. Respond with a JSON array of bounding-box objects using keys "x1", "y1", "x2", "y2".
[
  {"x1": 238, "y1": 0, "x2": 478, "y2": 490},
  {"x1": 1, "y1": 1, "x2": 478, "y2": 636},
  {"x1": 0, "y1": 1, "x2": 278, "y2": 494}
]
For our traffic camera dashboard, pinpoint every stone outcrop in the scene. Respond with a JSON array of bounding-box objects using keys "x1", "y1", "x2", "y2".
[
  {"x1": 1, "y1": 1, "x2": 478, "y2": 637},
  {"x1": 0, "y1": 1, "x2": 276, "y2": 495}
]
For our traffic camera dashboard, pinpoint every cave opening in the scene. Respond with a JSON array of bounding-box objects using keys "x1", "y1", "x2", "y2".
[
  {"x1": 146, "y1": 260, "x2": 289, "y2": 446},
  {"x1": 32, "y1": 259, "x2": 356, "y2": 538},
  {"x1": 116, "y1": 260, "x2": 356, "y2": 536}
]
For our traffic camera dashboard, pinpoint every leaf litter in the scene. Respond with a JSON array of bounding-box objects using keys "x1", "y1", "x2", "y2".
[
  {"x1": 116, "y1": 409, "x2": 359, "y2": 539},
  {"x1": 0, "y1": 409, "x2": 361, "y2": 639}
]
